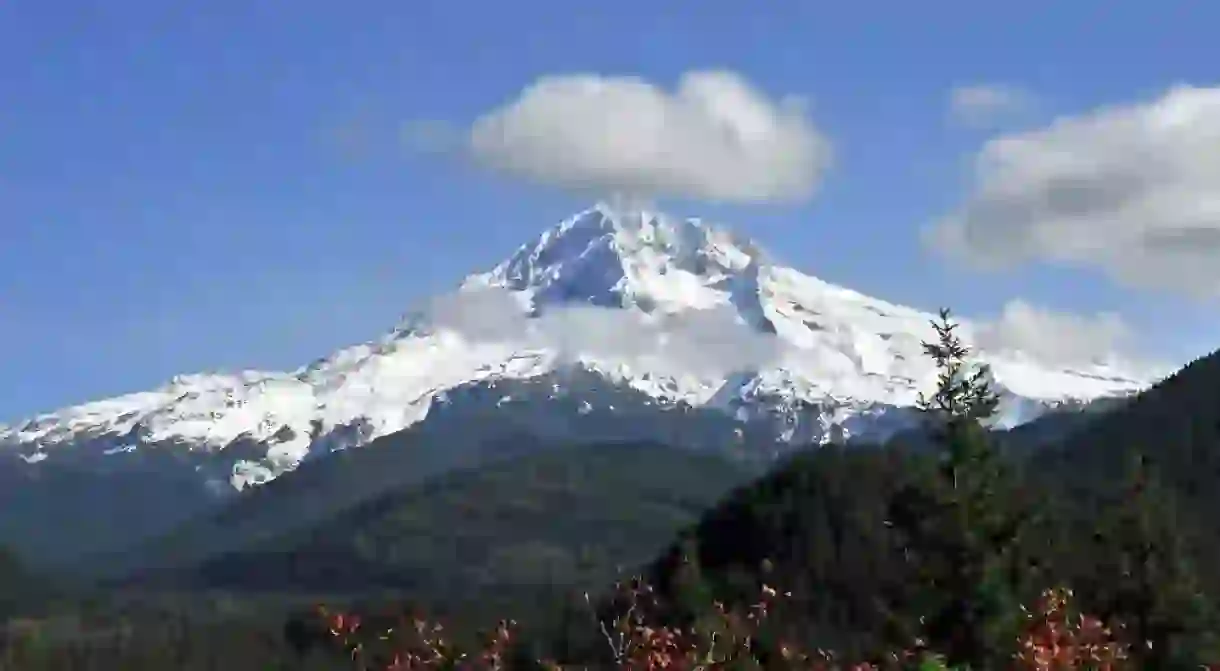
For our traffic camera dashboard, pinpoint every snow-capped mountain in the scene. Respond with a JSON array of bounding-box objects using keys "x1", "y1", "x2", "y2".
[{"x1": 0, "y1": 204, "x2": 1162, "y2": 493}]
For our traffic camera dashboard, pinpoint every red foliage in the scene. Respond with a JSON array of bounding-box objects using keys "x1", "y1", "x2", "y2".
[
  {"x1": 314, "y1": 579, "x2": 1140, "y2": 669},
  {"x1": 1012, "y1": 587, "x2": 1128, "y2": 670}
]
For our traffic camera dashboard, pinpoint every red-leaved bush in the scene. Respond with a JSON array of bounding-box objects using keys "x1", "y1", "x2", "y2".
[
  {"x1": 1012, "y1": 587, "x2": 1127, "y2": 671},
  {"x1": 314, "y1": 577, "x2": 1157, "y2": 670}
]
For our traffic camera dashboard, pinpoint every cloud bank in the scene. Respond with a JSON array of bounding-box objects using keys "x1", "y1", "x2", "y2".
[
  {"x1": 974, "y1": 299, "x2": 1133, "y2": 368},
  {"x1": 927, "y1": 84, "x2": 1220, "y2": 298},
  {"x1": 424, "y1": 287, "x2": 1151, "y2": 381},
  {"x1": 410, "y1": 70, "x2": 832, "y2": 204},
  {"x1": 424, "y1": 287, "x2": 781, "y2": 378},
  {"x1": 948, "y1": 84, "x2": 1035, "y2": 127}
]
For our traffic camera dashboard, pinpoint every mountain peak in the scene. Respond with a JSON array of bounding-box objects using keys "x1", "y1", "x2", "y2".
[
  {"x1": 1, "y1": 204, "x2": 1166, "y2": 506},
  {"x1": 467, "y1": 204, "x2": 765, "y2": 313}
]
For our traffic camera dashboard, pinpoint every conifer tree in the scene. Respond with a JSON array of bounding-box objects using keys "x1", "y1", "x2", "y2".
[
  {"x1": 1088, "y1": 451, "x2": 1220, "y2": 669},
  {"x1": 0, "y1": 544, "x2": 31, "y2": 622},
  {"x1": 884, "y1": 308, "x2": 1036, "y2": 669}
]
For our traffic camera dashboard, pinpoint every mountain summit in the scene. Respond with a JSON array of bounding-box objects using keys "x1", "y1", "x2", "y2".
[
  {"x1": 468, "y1": 203, "x2": 767, "y2": 315},
  {"x1": 0, "y1": 204, "x2": 1160, "y2": 493}
]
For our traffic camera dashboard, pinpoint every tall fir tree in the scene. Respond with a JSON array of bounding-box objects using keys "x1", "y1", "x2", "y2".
[{"x1": 883, "y1": 308, "x2": 1037, "y2": 669}]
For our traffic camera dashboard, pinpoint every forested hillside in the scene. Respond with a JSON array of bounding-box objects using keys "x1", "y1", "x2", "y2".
[
  {"x1": 172, "y1": 442, "x2": 753, "y2": 622},
  {"x1": 635, "y1": 321, "x2": 1220, "y2": 668}
]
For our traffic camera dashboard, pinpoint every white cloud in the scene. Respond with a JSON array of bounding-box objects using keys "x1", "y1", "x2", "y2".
[
  {"x1": 425, "y1": 286, "x2": 780, "y2": 378},
  {"x1": 411, "y1": 70, "x2": 832, "y2": 204},
  {"x1": 424, "y1": 286, "x2": 530, "y2": 342},
  {"x1": 948, "y1": 84, "x2": 1035, "y2": 127},
  {"x1": 421, "y1": 288, "x2": 1171, "y2": 383},
  {"x1": 927, "y1": 84, "x2": 1220, "y2": 298},
  {"x1": 973, "y1": 299, "x2": 1132, "y2": 368}
]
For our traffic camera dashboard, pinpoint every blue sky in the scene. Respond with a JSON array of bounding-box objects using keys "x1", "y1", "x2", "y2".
[{"x1": 2, "y1": 1, "x2": 1219, "y2": 421}]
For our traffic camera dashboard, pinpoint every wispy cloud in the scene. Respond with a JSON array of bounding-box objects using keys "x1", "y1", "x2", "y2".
[{"x1": 948, "y1": 83, "x2": 1036, "y2": 128}]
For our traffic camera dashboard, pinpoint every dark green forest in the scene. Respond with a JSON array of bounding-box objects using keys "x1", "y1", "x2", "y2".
[
  {"x1": 175, "y1": 441, "x2": 754, "y2": 622},
  {"x1": 2, "y1": 310, "x2": 1220, "y2": 669}
]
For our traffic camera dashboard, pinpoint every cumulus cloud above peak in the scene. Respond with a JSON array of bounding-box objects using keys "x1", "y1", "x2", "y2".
[
  {"x1": 928, "y1": 84, "x2": 1220, "y2": 298},
  {"x1": 409, "y1": 70, "x2": 832, "y2": 204}
]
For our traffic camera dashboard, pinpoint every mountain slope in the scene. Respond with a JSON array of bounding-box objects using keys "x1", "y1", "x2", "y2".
[
  {"x1": 77, "y1": 388, "x2": 777, "y2": 579},
  {"x1": 1031, "y1": 347, "x2": 1220, "y2": 585},
  {"x1": 134, "y1": 442, "x2": 754, "y2": 622},
  {"x1": 0, "y1": 204, "x2": 1166, "y2": 567}
]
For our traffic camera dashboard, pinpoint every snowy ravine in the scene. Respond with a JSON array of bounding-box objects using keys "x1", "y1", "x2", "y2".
[{"x1": 0, "y1": 204, "x2": 1163, "y2": 492}]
